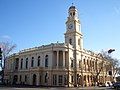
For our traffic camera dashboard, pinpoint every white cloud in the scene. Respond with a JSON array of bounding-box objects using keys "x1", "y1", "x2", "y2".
[{"x1": 1, "y1": 35, "x2": 11, "y2": 40}]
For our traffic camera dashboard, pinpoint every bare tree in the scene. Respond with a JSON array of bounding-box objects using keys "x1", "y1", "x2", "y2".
[
  {"x1": 101, "y1": 50, "x2": 120, "y2": 82},
  {"x1": 0, "y1": 41, "x2": 16, "y2": 83},
  {"x1": 90, "y1": 53, "x2": 113, "y2": 86},
  {"x1": 91, "y1": 54, "x2": 106, "y2": 86}
]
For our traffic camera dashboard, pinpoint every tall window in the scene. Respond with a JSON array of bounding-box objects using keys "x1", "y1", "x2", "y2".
[
  {"x1": 45, "y1": 73, "x2": 48, "y2": 83},
  {"x1": 79, "y1": 60, "x2": 81, "y2": 68},
  {"x1": 84, "y1": 59, "x2": 85, "y2": 64},
  {"x1": 39, "y1": 75, "x2": 42, "y2": 84},
  {"x1": 69, "y1": 39, "x2": 72, "y2": 45},
  {"x1": 78, "y1": 39, "x2": 80, "y2": 45},
  {"x1": 58, "y1": 75, "x2": 63, "y2": 85},
  {"x1": 37, "y1": 56, "x2": 40, "y2": 66},
  {"x1": 26, "y1": 58, "x2": 28, "y2": 69},
  {"x1": 73, "y1": 12, "x2": 75, "y2": 16},
  {"x1": 20, "y1": 59, "x2": 23, "y2": 69},
  {"x1": 84, "y1": 75, "x2": 86, "y2": 81},
  {"x1": 31, "y1": 57, "x2": 34, "y2": 67},
  {"x1": 19, "y1": 75, "x2": 22, "y2": 82},
  {"x1": 25, "y1": 75, "x2": 27, "y2": 82},
  {"x1": 53, "y1": 74, "x2": 57, "y2": 85},
  {"x1": 71, "y1": 76, "x2": 74, "y2": 83},
  {"x1": 15, "y1": 58, "x2": 19, "y2": 70},
  {"x1": 45, "y1": 55, "x2": 48, "y2": 67},
  {"x1": 64, "y1": 75, "x2": 67, "y2": 85},
  {"x1": 71, "y1": 60, "x2": 73, "y2": 67}
]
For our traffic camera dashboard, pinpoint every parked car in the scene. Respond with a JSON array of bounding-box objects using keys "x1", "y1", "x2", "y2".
[
  {"x1": 105, "y1": 81, "x2": 112, "y2": 87},
  {"x1": 113, "y1": 82, "x2": 120, "y2": 89}
]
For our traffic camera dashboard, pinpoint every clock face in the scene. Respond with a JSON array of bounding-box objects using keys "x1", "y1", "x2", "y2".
[{"x1": 68, "y1": 23, "x2": 73, "y2": 30}]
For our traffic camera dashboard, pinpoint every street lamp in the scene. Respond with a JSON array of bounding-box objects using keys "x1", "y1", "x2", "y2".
[
  {"x1": 107, "y1": 49, "x2": 115, "y2": 82},
  {"x1": 108, "y1": 49, "x2": 115, "y2": 54}
]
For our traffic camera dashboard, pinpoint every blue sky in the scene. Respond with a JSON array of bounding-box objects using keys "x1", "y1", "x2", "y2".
[{"x1": 0, "y1": 0, "x2": 120, "y2": 59}]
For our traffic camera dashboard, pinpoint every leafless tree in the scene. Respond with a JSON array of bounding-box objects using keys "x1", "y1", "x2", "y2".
[
  {"x1": 90, "y1": 53, "x2": 113, "y2": 86},
  {"x1": 0, "y1": 41, "x2": 16, "y2": 83},
  {"x1": 91, "y1": 54, "x2": 106, "y2": 86},
  {"x1": 101, "y1": 50, "x2": 120, "y2": 81}
]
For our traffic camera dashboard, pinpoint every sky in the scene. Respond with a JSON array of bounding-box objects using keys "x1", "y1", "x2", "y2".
[{"x1": 0, "y1": 0, "x2": 120, "y2": 59}]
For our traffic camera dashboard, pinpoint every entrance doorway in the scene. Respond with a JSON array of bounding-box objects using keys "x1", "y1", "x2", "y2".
[
  {"x1": 33, "y1": 74, "x2": 36, "y2": 85},
  {"x1": 13, "y1": 75, "x2": 18, "y2": 85}
]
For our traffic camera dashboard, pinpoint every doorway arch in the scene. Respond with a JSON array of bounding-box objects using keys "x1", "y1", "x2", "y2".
[
  {"x1": 33, "y1": 74, "x2": 36, "y2": 85},
  {"x1": 13, "y1": 75, "x2": 18, "y2": 85}
]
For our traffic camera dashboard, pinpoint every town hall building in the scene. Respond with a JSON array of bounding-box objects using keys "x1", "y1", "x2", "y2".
[{"x1": 4, "y1": 5, "x2": 114, "y2": 87}]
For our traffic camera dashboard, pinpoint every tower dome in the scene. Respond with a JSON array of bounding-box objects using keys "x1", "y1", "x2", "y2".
[
  {"x1": 69, "y1": 5, "x2": 76, "y2": 10},
  {"x1": 68, "y1": 5, "x2": 78, "y2": 18}
]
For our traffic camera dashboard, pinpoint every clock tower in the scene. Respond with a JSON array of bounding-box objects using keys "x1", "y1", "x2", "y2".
[{"x1": 65, "y1": 5, "x2": 83, "y2": 50}]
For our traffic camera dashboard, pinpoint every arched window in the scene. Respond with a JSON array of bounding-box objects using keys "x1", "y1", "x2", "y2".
[
  {"x1": 70, "y1": 13, "x2": 72, "y2": 16},
  {"x1": 38, "y1": 56, "x2": 40, "y2": 66},
  {"x1": 26, "y1": 58, "x2": 28, "y2": 69},
  {"x1": 71, "y1": 60, "x2": 73, "y2": 67},
  {"x1": 69, "y1": 38, "x2": 72, "y2": 45},
  {"x1": 45, "y1": 55, "x2": 48, "y2": 67},
  {"x1": 31, "y1": 57, "x2": 34, "y2": 67},
  {"x1": 73, "y1": 12, "x2": 75, "y2": 16},
  {"x1": 25, "y1": 75, "x2": 27, "y2": 82},
  {"x1": 78, "y1": 39, "x2": 80, "y2": 45},
  {"x1": 33, "y1": 74, "x2": 36, "y2": 85},
  {"x1": 20, "y1": 58, "x2": 23, "y2": 69},
  {"x1": 19, "y1": 75, "x2": 22, "y2": 82}
]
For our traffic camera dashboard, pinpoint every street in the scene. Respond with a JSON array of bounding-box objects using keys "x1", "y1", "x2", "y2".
[{"x1": 0, "y1": 87, "x2": 115, "y2": 90}]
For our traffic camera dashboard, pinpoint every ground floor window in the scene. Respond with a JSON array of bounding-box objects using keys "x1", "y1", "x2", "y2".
[
  {"x1": 53, "y1": 74, "x2": 57, "y2": 85},
  {"x1": 71, "y1": 75, "x2": 74, "y2": 83},
  {"x1": 25, "y1": 75, "x2": 27, "y2": 83},
  {"x1": 64, "y1": 75, "x2": 67, "y2": 85},
  {"x1": 45, "y1": 73, "x2": 48, "y2": 83},
  {"x1": 58, "y1": 75, "x2": 63, "y2": 85},
  {"x1": 39, "y1": 75, "x2": 42, "y2": 84},
  {"x1": 19, "y1": 75, "x2": 22, "y2": 83}
]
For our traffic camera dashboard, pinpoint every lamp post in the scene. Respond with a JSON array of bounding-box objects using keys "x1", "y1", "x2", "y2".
[
  {"x1": 108, "y1": 49, "x2": 115, "y2": 54},
  {"x1": 107, "y1": 49, "x2": 115, "y2": 82}
]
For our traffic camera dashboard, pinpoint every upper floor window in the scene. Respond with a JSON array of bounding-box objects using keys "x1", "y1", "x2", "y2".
[
  {"x1": 69, "y1": 39, "x2": 72, "y2": 45},
  {"x1": 73, "y1": 12, "x2": 75, "y2": 16},
  {"x1": 45, "y1": 55, "x2": 48, "y2": 67},
  {"x1": 70, "y1": 13, "x2": 72, "y2": 17},
  {"x1": 87, "y1": 59, "x2": 89, "y2": 65},
  {"x1": 79, "y1": 60, "x2": 81, "y2": 68},
  {"x1": 20, "y1": 59, "x2": 23, "y2": 69},
  {"x1": 71, "y1": 60, "x2": 73, "y2": 67},
  {"x1": 83, "y1": 59, "x2": 85, "y2": 64},
  {"x1": 15, "y1": 58, "x2": 19, "y2": 70},
  {"x1": 31, "y1": 57, "x2": 34, "y2": 67},
  {"x1": 26, "y1": 58, "x2": 28, "y2": 69},
  {"x1": 38, "y1": 56, "x2": 40, "y2": 66},
  {"x1": 78, "y1": 39, "x2": 80, "y2": 45}
]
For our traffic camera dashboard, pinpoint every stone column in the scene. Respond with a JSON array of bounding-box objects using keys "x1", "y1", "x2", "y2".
[
  {"x1": 63, "y1": 51, "x2": 65, "y2": 67},
  {"x1": 57, "y1": 51, "x2": 59, "y2": 68}
]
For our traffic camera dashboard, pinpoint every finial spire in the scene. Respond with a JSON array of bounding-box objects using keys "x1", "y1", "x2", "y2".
[{"x1": 72, "y1": 3, "x2": 74, "y2": 6}]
